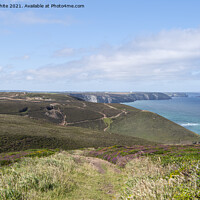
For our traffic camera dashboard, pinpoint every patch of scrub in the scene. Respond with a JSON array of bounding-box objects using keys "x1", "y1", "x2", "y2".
[{"x1": 103, "y1": 118, "x2": 113, "y2": 130}]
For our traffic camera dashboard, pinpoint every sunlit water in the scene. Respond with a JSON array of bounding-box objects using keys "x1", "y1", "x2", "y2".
[{"x1": 124, "y1": 93, "x2": 200, "y2": 135}]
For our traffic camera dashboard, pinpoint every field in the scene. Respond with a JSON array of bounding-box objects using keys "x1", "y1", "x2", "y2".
[
  {"x1": 0, "y1": 92, "x2": 199, "y2": 148},
  {"x1": 0, "y1": 92, "x2": 200, "y2": 199},
  {"x1": 0, "y1": 114, "x2": 154, "y2": 153},
  {"x1": 0, "y1": 144, "x2": 199, "y2": 199},
  {"x1": 109, "y1": 108, "x2": 200, "y2": 144}
]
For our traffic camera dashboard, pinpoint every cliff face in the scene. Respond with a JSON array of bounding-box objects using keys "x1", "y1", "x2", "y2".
[
  {"x1": 165, "y1": 92, "x2": 188, "y2": 97},
  {"x1": 68, "y1": 92, "x2": 171, "y2": 103}
]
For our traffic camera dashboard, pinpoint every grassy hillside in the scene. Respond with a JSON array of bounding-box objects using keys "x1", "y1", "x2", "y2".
[
  {"x1": 109, "y1": 109, "x2": 200, "y2": 144},
  {"x1": 1, "y1": 92, "x2": 199, "y2": 199},
  {"x1": 0, "y1": 92, "x2": 199, "y2": 146},
  {"x1": 0, "y1": 114, "x2": 154, "y2": 153}
]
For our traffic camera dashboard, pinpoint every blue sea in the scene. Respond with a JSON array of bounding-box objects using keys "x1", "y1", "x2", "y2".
[{"x1": 124, "y1": 93, "x2": 200, "y2": 135}]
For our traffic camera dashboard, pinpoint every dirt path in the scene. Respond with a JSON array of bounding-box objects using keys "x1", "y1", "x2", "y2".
[
  {"x1": 104, "y1": 126, "x2": 109, "y2": 132},
  {"x1": 0, "y1": 97, "x2": 25, "y2": 101},
  {"x1": 103, "y1": 109, "x2": 128, "y2": 132},
  {"x1": 72, "y1": 154, "x2": 121, "y2": 195},
  {"x1": 0, "y1": 97, "x2": 53, "y2": 102},
  {"x1": 103, "y1": 103, "x2": 118, "y2": 110},
  {"x1": 82, "y1": 102, "x2": 87, "y2": 107},
  {"x1": 64, "y1": 109, "x2": 125, "y2": 127},
  {"x1": 73, "y1": 155, "x2": 121, "y2": 174},
  {"x1": 60, "y1": 115, "x2": 67, "y2": 126},
  {"x1": 65, "y1": 117, "x2": 104, "y2": 125},
  {"x1": 62, "y1": 104, "x2": 127, "y2": 130},
  {"x1": 98, "y1": 111, "x2": 107, "y2": 118},
  {"x1": 44, "y1": 101, "x2": 128, "y2": 128}
]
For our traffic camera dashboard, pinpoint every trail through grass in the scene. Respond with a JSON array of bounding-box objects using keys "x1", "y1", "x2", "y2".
[
  {"x1": 0, "y1": 145, "x2": 199, "y2": 199},
  {"x1": 0, "y1": 151, "x2": 125, "y2": 200}
]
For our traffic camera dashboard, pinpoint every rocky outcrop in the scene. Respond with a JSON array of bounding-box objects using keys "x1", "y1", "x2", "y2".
[{"x1": 68, "y1": 92, "x2": 171, "y2": 103}]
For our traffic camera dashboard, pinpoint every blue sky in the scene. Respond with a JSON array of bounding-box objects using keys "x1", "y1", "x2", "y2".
[{"x1": 0, "y1": 0, "x2": 200, "y2": 92}]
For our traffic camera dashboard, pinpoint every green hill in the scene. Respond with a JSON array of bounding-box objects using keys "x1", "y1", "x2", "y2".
[
  {"x1": 108, "y1": 105, "x2": 200, "y2": 144},
  {"x1": 0, "y1": 92, "x2": 199, "y2": 149},
  {"x1": 0, "y1": 114, "x2": 154, "y2": 153}
]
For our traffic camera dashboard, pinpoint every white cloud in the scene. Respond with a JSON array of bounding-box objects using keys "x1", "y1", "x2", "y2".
[
  {"x1": 82, "y1": 28, "x2": 200, "y2": 81},
  {"x1": 2, "y1": 28, "x2": 200, "y2": 85},
  {"x1": 54, "y1": 48, "x2": 75, "y2": 57},
  {"x1": 26, "y1": 76, "x2": 34, "y2": 80},
  {"x1": 23, "y1": 55, "x2": 30, "y2": 60},
  {"x1": 53, "y1": 46, "x2": 98, "y2": 58},
  {"x1": 0, "y1": 11, "x2": 72, "y2": 25},
  {"x1": 12, "y1": 55, "x2": 30, "y2": 60}
]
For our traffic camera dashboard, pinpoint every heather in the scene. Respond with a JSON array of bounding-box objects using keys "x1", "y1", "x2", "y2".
[
  {"x1": 89, "y1": 144, "x2": 200, "y2": 166},
  {"x1": 0, "y1": 145, "x2": 199, "y2": 199},
  {"x1": 89, "y1": 144, "x2": 200, "y2": 199},
  {"x1": 0, "y1": 149, "x2": 58, "y2": 167},
  {"x1": 0, "y1": 92, "x2": 200, "y2": 199}
]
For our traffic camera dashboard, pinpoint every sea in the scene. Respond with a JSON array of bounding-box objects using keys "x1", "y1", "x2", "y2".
[{"x1": 124, "y1": 93, "x2": 200, "y2": 135}]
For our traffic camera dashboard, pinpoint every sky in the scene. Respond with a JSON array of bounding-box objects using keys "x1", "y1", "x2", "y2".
[{"x1": 0, "y1": 0, "x2": 200, "y2": 92}]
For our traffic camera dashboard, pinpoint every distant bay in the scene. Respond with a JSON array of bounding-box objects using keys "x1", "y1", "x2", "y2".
[{"x1": 124, "y1": 93, "x2": 200, "y2": 135}]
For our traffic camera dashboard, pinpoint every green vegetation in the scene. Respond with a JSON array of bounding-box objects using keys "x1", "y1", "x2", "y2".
[
  {"x1": 103, "y1": 118, "x2": 113, "y2": 130},
  {"x1": 0, "y1": 92, "x2": 199, "y2": 146},
  {"x1": 121, "y1": 156, "x2": 200, "y2": 199},
  {"x1": 0, "y1": 114, "x2": 154, "y2": 153},
  {"x1": 0, "y1": 145, "x2": 199, "y2": 199},
  {"x1": 89, "y1": 144, "x2": 200, "y2": 199},
  {"x1": 0, "y1": 92, "x2": 200, "y2": 199},
  {"x1": 0, "y1": 149, "x2": 58, "y2": 167},
  {"x1": 109, "y1": 110, "x2": 200, "y2": 144},
  {"x1": 89, "y1": 144, "x2": 200, "y2": 166},
  {"x1": 0, "y1": 151, "x2": 125, "y2": 200}
]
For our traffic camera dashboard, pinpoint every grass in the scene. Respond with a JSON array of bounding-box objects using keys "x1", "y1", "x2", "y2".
[
  {"x1": 0, "y1": 149, "x2": 58, "y2": 167},
  {"x1": 0, "y1": 145, "x2": 199, "y2": 199},
  {"x1": 89, "y1": 144, "x2": 200, "y2": 199},
  {"x1": 0, "y1": 92, "x2": 199, "y2": 199},
  {"x1": 0, "y1": 114, "x2": 154, "y2": 153},
  {"x1": 0, "y1": 92, "x2": 199, "y2": 145},
  {"x1": 103, "y1": 118, "x2": 113, "y2": 130},
  {"x1": 109, "y1": 109, "x2": 200, "y2": 144},
  {"x1": 0, "y1": 151, "x2": 126, "y2": 200},
  {"x1": 120, "y1": 156, "x2": 200, "y2": 199},
  {"x1": 89, "y1": 144, "x2": 200, "y2": 166}
]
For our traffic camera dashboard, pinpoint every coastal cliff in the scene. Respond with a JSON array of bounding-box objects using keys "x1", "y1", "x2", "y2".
[
  {"x1": 68, "y1": 92, "x2": 171, "y2": 103},
  {"x1": 165, "y1": 92, "x2": 188, "y2": 97}
]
